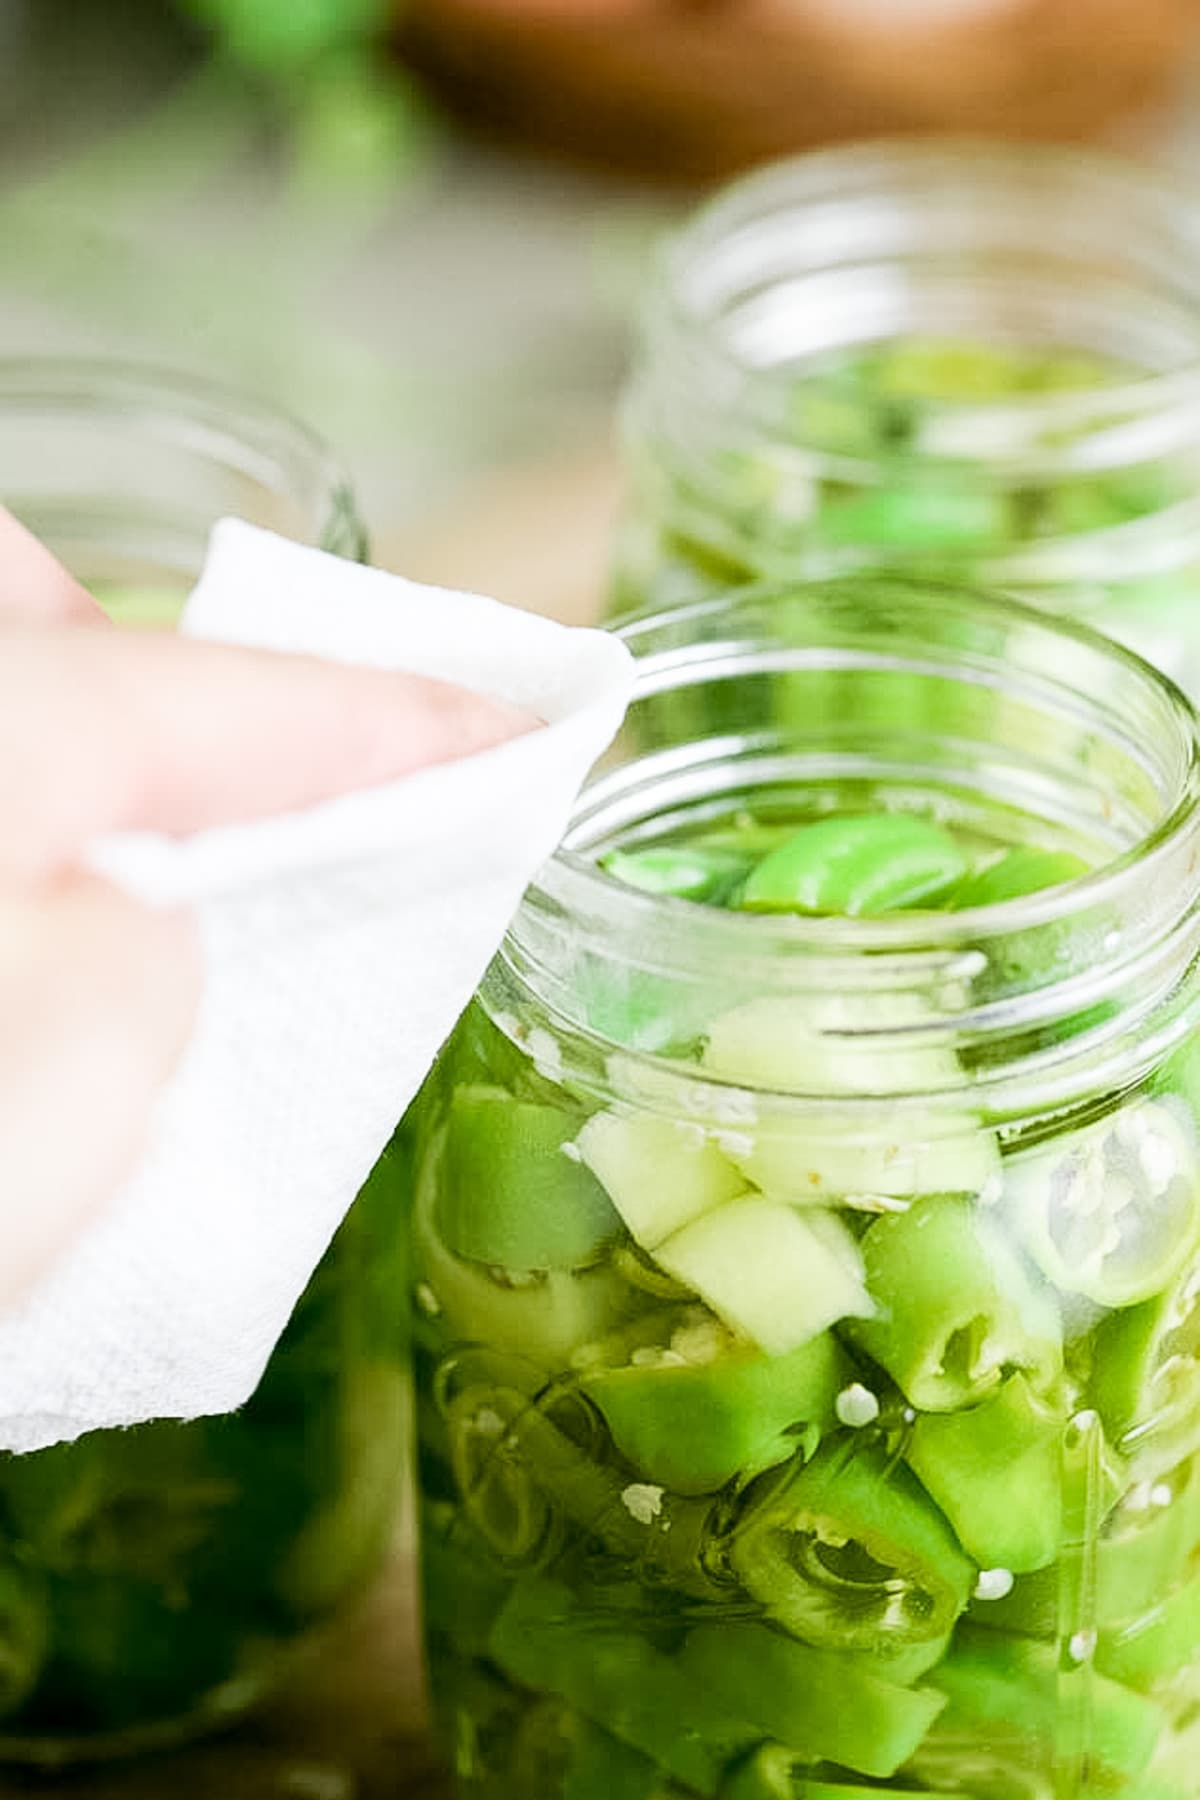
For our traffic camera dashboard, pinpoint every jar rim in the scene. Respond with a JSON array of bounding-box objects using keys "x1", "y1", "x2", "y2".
[
  {"x1": 503, "y1": 576, "x2": 1200, "y2": 1107},
  {"x1": 0, "y1": 353, "x2": 359, "y2": 545},
  {"x1": 536, "y1": 575, "x2": 1198, "y2": 946},
  {"x1": 644, "y1": 138, "x2": 1200, "y2": 475}
]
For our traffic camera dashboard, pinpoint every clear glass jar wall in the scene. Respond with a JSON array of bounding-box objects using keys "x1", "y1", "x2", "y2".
[
  {"x1": 0, "y1": 358, "x2": 367, "y2": 624},
  {"x1": 0, "y1": 361, "x2": 403, "y2": 1763},
  {"x1": 610, "y1": 143, "x2": 1200, "y2": 697},
  {"x1": 410, "y1": 579, "x2": 1200, "y2": 1800}
]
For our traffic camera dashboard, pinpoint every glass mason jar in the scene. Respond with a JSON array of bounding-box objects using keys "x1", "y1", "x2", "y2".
[
  {"x1": 411, "y1": 577, "x2": 1200, "y2": 1800},
  {"x1": 0, "y1": 359, "x2": 404, "y2": 1764},
  {"x1": 0, "y1": 356, "x2": 367, "y2": 622},
  {"x1": 610, "y1": 143, "x2": 1200, "y2": 697}
]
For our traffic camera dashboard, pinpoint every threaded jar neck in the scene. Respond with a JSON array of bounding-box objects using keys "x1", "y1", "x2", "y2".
[{"x1": 498, "y1": 577, "x2": 1200, "y2": 1124}]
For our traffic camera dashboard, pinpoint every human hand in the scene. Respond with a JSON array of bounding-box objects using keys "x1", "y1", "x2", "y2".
[{"x1": 0, "y1": 510, "x2": 534, "y2": 1307}]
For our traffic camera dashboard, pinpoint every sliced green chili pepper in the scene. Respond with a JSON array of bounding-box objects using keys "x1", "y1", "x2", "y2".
[
  {"x1": 699, "y1": 995, "x2": 998, "y2": 1202},
  {"x1": 575, "y1": 1110, "x2": 744, "y2": 1250},
  {"x1": 446, "y1": 1384, "x2": 721, "y2": 1599},
  {"x1": 1003, "y1": 1099, "x2": 1200, "y2": 1309},
  {"x1": 1095, "y1": 1458, "x2": 1200, "y2": 1625},
  {"x1": 602, "y1": 845, "x2": 751, "y2": 904},
  {"x1": 581, "y1": 1313, "x2": 848, "y2": 1496},
  {"x1": 906, "y1": 1374, "x2": 1064, "y2": 1572},
  {"x1": 489, "y1": 1576, "x2": 756, "y2": 1796},
  {"x1": 738, "y1": 814, "x2": 969, "y2": 918},
  {"x1": 851, "y1": 1194, "x2": 1062, "y2": 1412},
  {"x1": 655, "y1": 1198, "x2": 874, "y2": 1356},
  {"x1": 680, "y1": 1620, "x2": 946, "y2": 1779},
  {"x1": 950, "y1": 848, "x2": 1090, "y2": 909},
  {"x1": 727, "y1": 1436, "x2": 973, "y2": 1652},
  {"x1": 1097, "y1": 1568, "x2": 1200, "y2": 1692},
  {"x1": 1091, "y1": 1252, "x2": 1200, "y2": 1473},
  {"x1": 924, "y1": 1623, "x2": 1162, "y2": 1782},
  {"x1": 439, "y1": 1086, "x2": 621, "y2": 1270},
  {"x1": 414, "y1": 1140, "x2": 638, "y2": 1366},
  {"x1": 968, "y1": 1456, "x2": 1200, "y2": 1641}
]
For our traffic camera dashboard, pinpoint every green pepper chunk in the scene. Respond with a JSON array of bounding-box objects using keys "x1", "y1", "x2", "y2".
[
  {"x1": 739, "y1": 814, "x2": 969, "y2": 918},
  {"x1": 680, "y1": 1620, "x2": 946, "y2": 1780},
  {"x1": 966, "y1": 1456, "x2": 1200, "y2": 1640},
  {"x1": 1091, "y1": 1252, "x2": 1200, "y2": 1474},
  {"x1": 581, "y1": 1312, "x2": 848, "y2": 1496},
  {"x1": 850, "y1": 1194, "x2": 1062, "y2": 1412},
  {"x1": 728, "y1": 1436, "x2": 973, "y2": 1652},
  {"x1": 950, "y1": 848, "x2": 1090, "y2": 908},
  {"x1": 446, "y1": 1384, "x2": 721, "y2": 1599},
  {"x1": 1003, "y1": 1099, "x2": 1200, "y2": 1310},
  {"x1": 602, "y1": 845, "x2": 751, "y2": 904},
  {"x1": 1096, "y1": 1458, "x2": 1200, "y2": 1625},
  {"x1": 919, "y1": 1624, "x2": 1162, "y2": 1783},
  {"x1": 439, "y1": 1086, "x2": 621, "y2": 1271},
  {"x1": 906, "y1": 1374, "x2": 1064, "y2": 1573},
  {"x1": 1097, "y1": 1569, "x2": 1200, "y2": 1692},
  {"x1": 488, "y1": 1576, "x2": 756, "y2": 1796},
  {"x1": 414, "y1": 1136, "x2": 638, "y2": 1366}
]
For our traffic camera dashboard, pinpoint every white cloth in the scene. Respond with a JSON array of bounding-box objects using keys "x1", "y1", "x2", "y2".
[{"x1": 0, "y1": 521, "x2": 634, "y2": 1453}]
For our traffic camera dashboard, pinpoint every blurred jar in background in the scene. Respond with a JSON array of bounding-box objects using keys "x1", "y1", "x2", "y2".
[
  {"x1": 0, "y1": 359, "x2": 366, "y2": 625},
  {"x1": 609, "y1": 141, "x2": 1200, "y2": 698},
  {"x1": 396, "y1": 0, "x2": 1199, "y2": 180},
  {"x1": 0, "y1": 361, "x2": 405, "y2": 1765}
]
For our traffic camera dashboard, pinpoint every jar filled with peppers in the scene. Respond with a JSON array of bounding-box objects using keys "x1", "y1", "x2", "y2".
[
  {"x1": 410, "y1": 576, "x2": 1200, "y2": 1800},
  {"x1": 0, "y1": 361, "x2": 401, "y2": 1762},
  {"x1": 610, "y1": 143, "x2": 1200, "y2": 697}
]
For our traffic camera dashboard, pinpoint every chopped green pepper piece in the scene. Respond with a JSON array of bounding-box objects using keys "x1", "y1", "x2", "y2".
[
  {"x1": 576, "y1": 1110, "x2": 744, "y2": 1250},
  {"x1": 439, "y1": 1086, "x2": 621, "y2": 1270},
  {"x1": 699, "y1": 995, "x2": 998, "y2": 1202},
  {"x1": 1095, "y1": 1458, "x2": 1200, "y2": 1625},
  {"x1": 738, "y1": 814, "x2": 969, "y2": 918},
  {"x1": 951, "y1": 848, "x2": 1090, "y2": 908},
  {"x1": 1003, "y1": 1100, "x2": 1200, "y2": 1309},
  {"x1": 1091, "y1": 1253, "x2": 1200, "y2": 1472},
  {"x1": 851, "y1": 1194, "x2": 1062, "y2": 1411},
  {"x1": 446, "y1": 1385, "x2": 720, "y2": 1599},
  {"x1": 581, "y1": 1314, "x2": 848, "y2": 1495},
  {"x1": 923, "y1": 1624, "x2": 1162, "y2": 1782},
  {"x1": 681, "y1": 1620, "x2": 946, "y2": 1779},
  {"x1": 728, "y1": 1436, "x2": 973, "y2": 1652},
  {"x1": 1097, "y1": 1569, "x2": 1200, "y2": 1692},
  {"x1": 602, "y1": 845, "x2": 751, "y2": 904},
  {"x1": 489, "y1": 1576, "x2": 755, "y2": 1796},
  {"x1": 414, "y1": 1139, "x2": 638, "y2": 1366},
  {"x1": 655, "y1": 1198, "x2": 873, "y2": 1356},
  {"x1": 906, "y1": 1374, "x2": 1064, "y2": 1572}
]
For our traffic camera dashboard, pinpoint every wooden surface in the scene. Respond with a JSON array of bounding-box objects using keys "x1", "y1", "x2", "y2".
[{"x1": 0, "y1": 449, "x2": 615, "y2": 1800}]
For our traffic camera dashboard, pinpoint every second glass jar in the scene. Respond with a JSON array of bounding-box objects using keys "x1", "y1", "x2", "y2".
[
  {"x1": 610, "y1": 142, "x2": 1200, "y2": 697},
  {"x1": 0, "y1": 360, "x2": 401, "y2": 1764}
]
